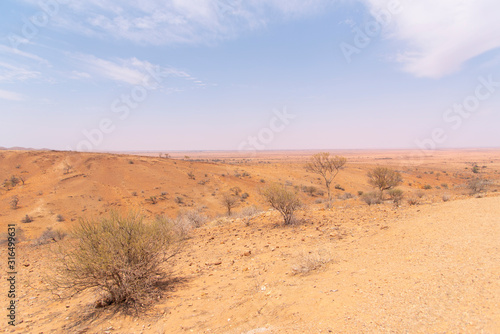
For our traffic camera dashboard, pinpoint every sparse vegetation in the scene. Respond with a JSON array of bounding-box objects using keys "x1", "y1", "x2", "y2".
[
  {"x1": 305, "y1": 153, "x2": 347, "y2": 203},
  {"x1": 10, "y1": 175, "x2": 20, "y2": 187},
  {"x1": 52, "y1": 213, "x2": 178, "y2": 309},
  {"x1": 146, "y1": 196, "x2": 158, "y2": 205},
  {"x1": 34, "y1": 227, "x2": 67, "y2": 246},
  {"x1": 367, "y1": 167, "x2": 403, "y2": 197},
  {"x1": 387, "y1": 188, "x2": 404, "y2": 207},
  {"x1": 291, "y1": 249, "x2": 332, "y2": 275},
  {"x1": 407, "y1": 197, "x2": 420, "y2": 206},
  {"x1": 221, "y1": 192, "x2": 239, "y2": 216},
  {"x1": 423, "y1": 184, "x2": 432, "y2": 190},
  {"x1": 361, "y1": 192, "x2": 382, "y2": 205},
  {"x1": 63, "y1": 162, "x2": 73, "y2": 174},
  {"x1": 466, "y1": 178, "x2": 490, "y2": 195},
  {"x1": 21, "y1": 215, "x2": 33, "y2": 223},
  {"x1": 10, "y1": 195, "x2": 19, "y2": 210},
  {"x1": 187, "y1": 171, "x2": 196, "y2": 180},
  {"x1": 56, "y1": 214, "x2": 65, "y2": 222},
  {"x1": 338, "y1": 192, "x2": 353, "y2": 200},
  {"x1": 261, "y1": 183, "x2": 302, "y2": 225}
]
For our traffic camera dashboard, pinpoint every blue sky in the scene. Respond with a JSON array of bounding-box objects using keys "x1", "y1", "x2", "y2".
[{"x1": 1, "y1": 0, "x2": 499, "y2": 152}]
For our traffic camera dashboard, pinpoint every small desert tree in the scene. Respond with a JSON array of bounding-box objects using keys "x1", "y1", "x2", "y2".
[
  {"x1": 261, "y1": 183, "x2": 302, "y2": 225},
  {"x1": 305, "y1": 153, "x2": 346, "y2": 203},
  {"x1": 221, "y1": 192, "x2": 239, "y2": 216},
  {"x1": 367, "y1": 167, "x2": 402, "y2": 198},
  {"x1": 53, "y1": 213, "x2": 177, "y2": 308}
]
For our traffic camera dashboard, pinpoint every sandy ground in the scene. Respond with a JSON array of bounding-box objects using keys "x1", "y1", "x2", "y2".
[{"x1": 1, "y1": 150, "x2": 500, "y2": 333}]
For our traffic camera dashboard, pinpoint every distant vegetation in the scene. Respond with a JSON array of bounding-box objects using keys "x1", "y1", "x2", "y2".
[{"x1": 305, "y1": 153, "x2": 347, "y2": 203}]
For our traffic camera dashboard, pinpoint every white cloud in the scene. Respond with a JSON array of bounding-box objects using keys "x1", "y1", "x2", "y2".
[
  {"x1": 0, "y1": 89, "x2": 24, "y2": 101},
  {"x1": 72, "y1": 53, "x2": 205, "y2": 87},
  {"x1": 19, "y1": 0, "x2": 332, "y2": 45},
  {"x1": 0, "y1": 61, "x2": 41, "y2": 82},
  {"x1": 0, "y1": 45, "x2": 50, "y2": 65},
  {"x1": 363, "y1": 0, "x2": 500, "y2": 78}
]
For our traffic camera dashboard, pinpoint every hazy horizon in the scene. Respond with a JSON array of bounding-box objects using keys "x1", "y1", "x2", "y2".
[{"x1": 1, "y1": 0, "x2": 500, "y2": 152}]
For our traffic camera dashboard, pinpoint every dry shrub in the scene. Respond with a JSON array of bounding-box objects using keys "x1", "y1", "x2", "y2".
[
  {"x1": 237, "y1": 205, "x2": 262, "y2": 218},
  {"x1": 442, "y1": 194, "x2": 451, "y2": 202},
  {"x1": 361, "y1": 192, "x2": 381, "y2": 205},
  {"x1": 261, "y1": 183, "x2": 302, "y2": 225},
  {"x1": 407, "y1": 197, "x2": 420, "y2": 206},
  {"x1": 178, "y1": 209, "x2": 207, "y2": 229},
  {"x1": 291, "y1": 249, "x2": 332, "y2": 275},
  {"x1": 33, "y1": 227, "x2": 67, "y2": 246},
  {"x1": 387, "y1": 188, "x2": 404, "y2": 206},
  {"x1": 466, "y1": 178, "x2": 490, "y2": 195},
  {"x1": 338, "y1": 192, "x2": 353, "y2": 200},
  {"x1": 10, "y1": 196, "x2": 19, "y2": 210},
  {"x1": 52, "y1": 212, "x2": 179, "y2": 309}
]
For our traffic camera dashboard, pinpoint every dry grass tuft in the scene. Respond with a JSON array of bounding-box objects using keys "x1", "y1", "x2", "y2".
[{"x1": 291, "y1": 249, "x2": 332, "y2": 275}]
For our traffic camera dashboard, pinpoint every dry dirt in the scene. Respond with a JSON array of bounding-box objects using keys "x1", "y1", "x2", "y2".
[{"x1": 1, "y1": 149, "x2": 500, "y2": 333}]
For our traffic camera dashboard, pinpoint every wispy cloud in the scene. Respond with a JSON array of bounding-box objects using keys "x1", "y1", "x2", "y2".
[
  {"x1": 363, "y1": 0, "x2": 500, "y2": 78},
  {"x1": 0, "y1": 45, "x2": 50, "y2": 65},
  {"x1": 18, "y1": 0, "x2": 332, "y2": 45},
  {"x1": 71, "y1": 53, "x2": 205, "y2": 88},
  {"x1": 0, "y1": 89, "x2": 25, "y2": 101},
  {"x1": 0, "y1": 61, "x2": 41, "y2": 82}
]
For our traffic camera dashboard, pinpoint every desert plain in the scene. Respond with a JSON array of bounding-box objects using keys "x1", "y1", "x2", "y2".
[{"x1": 1, "y1": 148, "x2": 500, "y2": 333}]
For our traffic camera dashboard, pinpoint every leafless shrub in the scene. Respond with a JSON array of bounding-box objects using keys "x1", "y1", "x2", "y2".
[
  {"x1": 291, "y1": 249, "x2": 332, "y2": 275},
  {"x1": 180, "y1": 209, "x2": 208, "y2": 229},
  {"x1": 237, "y1": 205, "x2": 262, "y2": 218},
  {"x1": 33, "y1": 227, "x2": 67, "y2": 246}
]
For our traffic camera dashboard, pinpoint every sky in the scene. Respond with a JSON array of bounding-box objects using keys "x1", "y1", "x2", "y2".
[{"x1": 1, "y1": 0, "x2": 500, "y2": 152}]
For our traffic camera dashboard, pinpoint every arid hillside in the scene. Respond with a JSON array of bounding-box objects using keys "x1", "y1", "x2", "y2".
[{"x1": 1, "y1": 149, "x2": 500, "y2": 333}]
